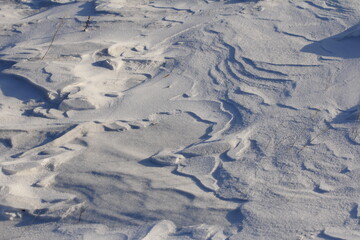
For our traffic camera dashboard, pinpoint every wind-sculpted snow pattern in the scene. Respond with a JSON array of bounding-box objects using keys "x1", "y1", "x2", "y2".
[{"x1": 0, "y1": 0, "x2": 360, "y2": 239}]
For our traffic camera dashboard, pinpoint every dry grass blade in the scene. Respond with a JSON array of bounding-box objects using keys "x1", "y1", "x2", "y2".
[
  {"x1": 298, "y1": 127, "x2": 330, "y2": 154},
  {"x1": 41, "y1": 17, "x2": 65, "y2": 60}
]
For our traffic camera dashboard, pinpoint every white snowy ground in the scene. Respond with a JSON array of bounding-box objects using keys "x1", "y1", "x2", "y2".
[{"x1": 0, "y1": 0, "x2": 360, "y2": 239}]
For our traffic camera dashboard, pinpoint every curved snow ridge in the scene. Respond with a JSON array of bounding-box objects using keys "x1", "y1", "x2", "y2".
[
  {"x1": 0, "y1": 73, "x2": 51, "y2": 101},
  {"x1": 322, "y1": 227, "x2": 360, "y2": 240},
  {"x1": 0, "y1": 124, "x2": 89, "y2": 225},
  {"x1": 0, "y1": 58, "x2": 54, "y2": 104},
  {"x1": 51, "y1": 220, "x2": 235, "y2": 240},
  {"x1": 336, "y1": 22, "x2": 360, "y2": 40}
]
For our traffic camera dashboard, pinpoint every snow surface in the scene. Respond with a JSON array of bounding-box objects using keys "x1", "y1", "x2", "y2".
[{"x1": 0, "y1": 0, "x2": 360, "y2": 239}]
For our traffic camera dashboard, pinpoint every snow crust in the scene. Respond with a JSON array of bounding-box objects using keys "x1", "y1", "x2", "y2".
[{"x1": 0, "y1": 0, "x2": 360, "y2": 239}]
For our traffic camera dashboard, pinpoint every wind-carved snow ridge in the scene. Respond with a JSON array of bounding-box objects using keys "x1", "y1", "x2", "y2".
[
  {"x1": 336, "y1": 22, "x2": 360, "y2": 40},
  {"x1": 1, "y1": 0, "x2": 360, "y2": 239}
]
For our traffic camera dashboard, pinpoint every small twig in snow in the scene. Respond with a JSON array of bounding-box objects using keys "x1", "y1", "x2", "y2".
[
  {"x1": 77, "y1": 207, "x2": 86, "y2": 223},
  {"x1": 83, "y1": 16, "x2": 91, "y2": 32}
]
